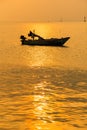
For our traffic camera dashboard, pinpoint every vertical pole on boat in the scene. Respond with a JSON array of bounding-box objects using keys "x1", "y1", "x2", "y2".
[{"x1": 33, "y1": 30, "x2": 35, "y2": 40}]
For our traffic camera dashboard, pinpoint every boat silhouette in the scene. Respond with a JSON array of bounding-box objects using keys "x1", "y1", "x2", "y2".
[{"x1": 20, "y1": 31, "x2": 70, "y2": 46}]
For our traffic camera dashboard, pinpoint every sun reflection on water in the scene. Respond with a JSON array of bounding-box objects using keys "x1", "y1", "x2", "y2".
[
  {"x1": 24, "y1": 82, "x2": 70, "y2": 130},
  {"x1": 0, "y1": 22, "x2": 87, "y2": 130}
]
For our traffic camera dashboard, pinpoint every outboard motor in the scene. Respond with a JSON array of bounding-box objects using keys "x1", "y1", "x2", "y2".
[
  {"x1": 20, "y1": 35, "x2": 26, "y2": 40},
  {"x1": 20, "y1": 35, "x2": 26, "y2": 44}
]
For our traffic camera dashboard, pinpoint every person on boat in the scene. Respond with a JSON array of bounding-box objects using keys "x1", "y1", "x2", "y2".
[
  {"x1": 28, "y1": 31, "x2": 45, "y2": 40},
  {"x1": 28, "y1": 31, "x2": 35, "y2": 40}
]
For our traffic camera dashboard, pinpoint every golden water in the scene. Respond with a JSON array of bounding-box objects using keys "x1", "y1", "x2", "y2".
[{"x1": 0, "y1": 22, "x2": 87, "y2": 130}]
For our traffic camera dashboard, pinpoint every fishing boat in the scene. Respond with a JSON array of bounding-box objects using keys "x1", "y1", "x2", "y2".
[{"x1": 20, "y1": 31, "x2": 70, "y2": 46}]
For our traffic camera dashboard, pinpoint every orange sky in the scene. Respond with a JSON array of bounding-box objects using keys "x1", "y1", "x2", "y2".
[{"x1": 0, "y1": 0, "x2": 87, "y2": 22}]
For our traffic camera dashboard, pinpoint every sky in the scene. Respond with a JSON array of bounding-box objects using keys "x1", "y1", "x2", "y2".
[{"x1": 0, "y1": 0, "x2": 87, "y2": 22}]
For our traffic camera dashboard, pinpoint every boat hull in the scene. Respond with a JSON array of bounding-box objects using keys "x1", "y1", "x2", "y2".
[{"x1": 21, "y1": 37, "x2": 70, "y2": 46}]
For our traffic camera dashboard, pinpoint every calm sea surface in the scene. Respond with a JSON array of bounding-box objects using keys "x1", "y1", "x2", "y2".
[{"x1": 0, "y1": 22, "x2": 87, "y2": 130}]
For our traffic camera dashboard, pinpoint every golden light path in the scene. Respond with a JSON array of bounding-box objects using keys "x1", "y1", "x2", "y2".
[{"x1": 21, "y1": 82, "x2": 69, "y2": 130}]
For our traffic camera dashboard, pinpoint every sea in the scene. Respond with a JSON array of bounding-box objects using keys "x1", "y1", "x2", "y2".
[{"x1": 0, "y1": 22, "x2": 87, "y2": 130}]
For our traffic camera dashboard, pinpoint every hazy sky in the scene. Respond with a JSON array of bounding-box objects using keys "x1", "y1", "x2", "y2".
[{"x1": 0, "y1": 0, "x2": 87, "y2": 22}]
